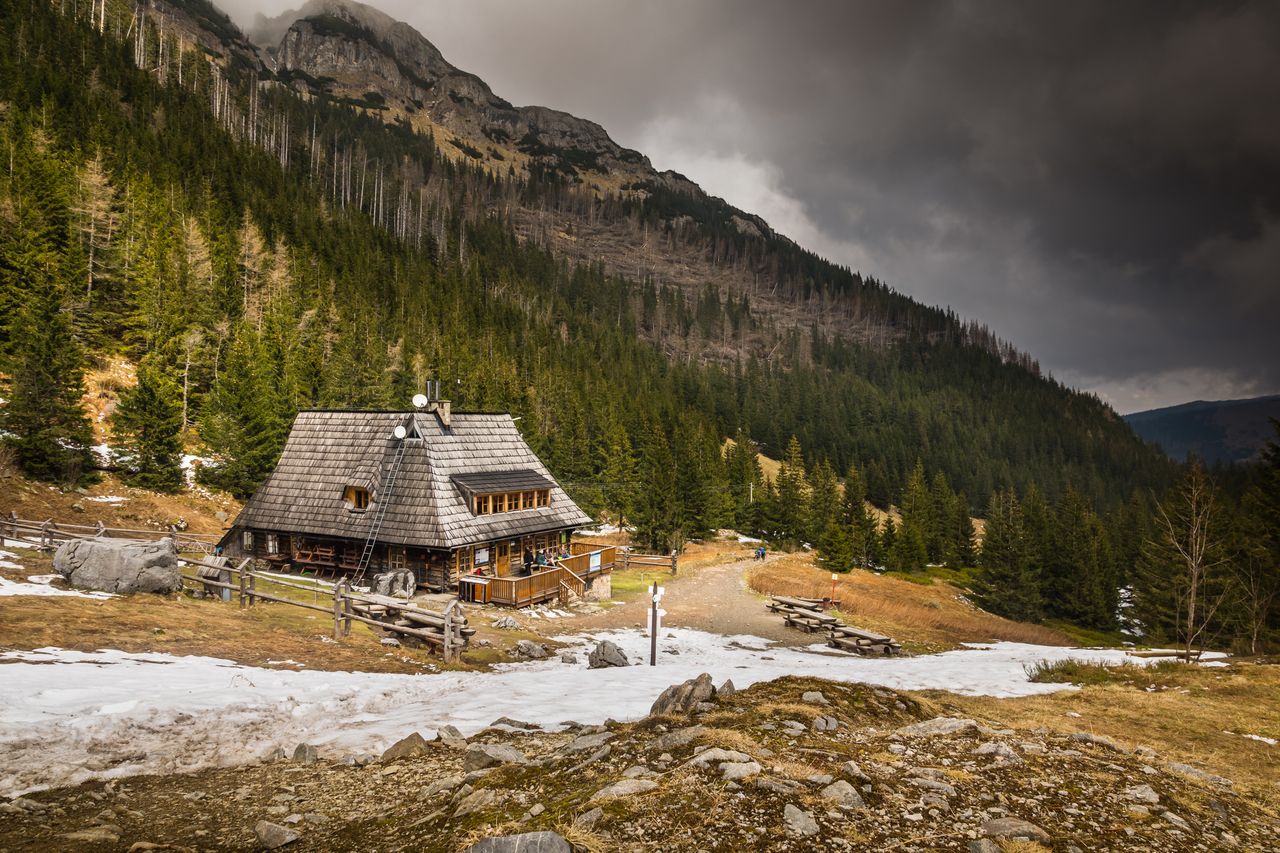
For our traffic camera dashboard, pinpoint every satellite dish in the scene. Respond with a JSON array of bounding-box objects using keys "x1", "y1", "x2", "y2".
[
  {"x1": 412, "y1": 393, "x2": 429, "y2": 409},
  {"x1": 393, "y1": 425, "x2": 408, "y2": 440}
]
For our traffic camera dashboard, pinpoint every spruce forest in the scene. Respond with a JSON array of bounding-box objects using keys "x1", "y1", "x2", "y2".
[{"x1": 1, "y1": 0, "x2": 1276, "y2": 653}]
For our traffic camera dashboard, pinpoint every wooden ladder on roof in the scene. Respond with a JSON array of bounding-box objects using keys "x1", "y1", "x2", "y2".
[{"x1": 350, "y1": 438, "x2": 409, "y2": 588}]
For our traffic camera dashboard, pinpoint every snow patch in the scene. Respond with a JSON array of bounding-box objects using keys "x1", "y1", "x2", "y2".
[
  {"x1": 85, "y1": 495, "x2": 128, "y2": 505},
  {"x1": 0, "y1": 577, "x2": 114, "y2": 600},
  {"x1": 0, "y1": 630, "x2": 1210, "y2": 796}
]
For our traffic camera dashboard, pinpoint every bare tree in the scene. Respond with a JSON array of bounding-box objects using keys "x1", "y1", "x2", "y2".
[{"x1": 1150, "y1": 462, "x2": 1231, "y2": 661}]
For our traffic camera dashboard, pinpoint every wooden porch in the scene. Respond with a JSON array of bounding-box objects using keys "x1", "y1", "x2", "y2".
[{"x1": 461, "y1": 542, "x2": 617, "y2": 607}]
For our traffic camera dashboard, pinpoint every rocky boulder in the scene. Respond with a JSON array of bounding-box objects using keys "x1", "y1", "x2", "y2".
[
  {"x1": 463, "y1": 742, "x2": 528, "y2": 772},
  {"x1": 54, "y1": 537, "x2": 180, "y2": 594},
  {"x1": 587, "y1": 640, "x2": 629, "y2": 668},
  {"x1": 380, "y1": 732, "x2": 431, "y2": 762},
  {"x1": 512, "y1": 640, "x2": 548, "y2": 660},
  {"x1": 371, "y1": 569, "x2": 414, "y2": 598},
  {"x1": 462, "y1": 832, "x2": 572, "y2": 853},
  {"x1": 649, "y1": 672, "x2": 717, "y2": 716}
]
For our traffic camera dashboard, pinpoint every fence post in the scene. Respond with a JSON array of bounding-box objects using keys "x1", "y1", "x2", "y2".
[
  {"x1": 8, "y1": 511, "x2": 16, "y2": 541},
  {"x1": 248, "y1": 570, "x2": 257, "y2": 607},
  {"x1": 670, "y1": 550, "x2": 678, "y2": 576},
  {"x1": 40, "y1": 520, "x2": 52, "y2": 550},
  {"x1": 342, "y1": 581, "x2": 353, "y2": 636},
  {"x1": 332, "y1": 581, "x2": 343, "y2": 641},
  {"x1": 238, "y1": 561, "x2": 248, "y2": 609},
  {"x1": 442, "y1": 600, "x2": 453, "y2": 663},
  {"x1": 95, "y1": 521, "x2": 106, "y2": 538}
]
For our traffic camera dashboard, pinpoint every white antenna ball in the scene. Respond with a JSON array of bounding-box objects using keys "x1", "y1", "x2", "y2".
[
  {"x1": 393, "y1": 425, "x2": 408, "y2": 440},
  {"x1": 412, "y1": 393, "x2": 429, "y2": 409}
]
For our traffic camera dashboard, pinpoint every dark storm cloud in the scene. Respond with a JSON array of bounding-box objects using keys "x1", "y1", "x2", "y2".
[{"x1": 221, "y1": 0, "x2": 1280, "y2": 412}]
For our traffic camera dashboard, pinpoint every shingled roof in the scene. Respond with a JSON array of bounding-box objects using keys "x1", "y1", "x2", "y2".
[{"x1": 230, "y1": 410, "x2": 593, "y2": 550}]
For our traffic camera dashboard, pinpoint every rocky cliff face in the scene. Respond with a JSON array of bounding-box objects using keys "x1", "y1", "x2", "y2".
[{"x1": 249, "y1": 0, "x2": 663, "y2": 189}]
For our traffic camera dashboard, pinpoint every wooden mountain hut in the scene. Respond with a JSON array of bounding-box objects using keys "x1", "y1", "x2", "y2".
[{"x1": 220, "y1": 402, "x2": 614, "y2": 606}]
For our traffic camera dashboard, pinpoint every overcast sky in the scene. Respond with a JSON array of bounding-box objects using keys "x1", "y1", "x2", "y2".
[{"x1": 221, "y1": 0, "x2": 1280, "y2": 414}]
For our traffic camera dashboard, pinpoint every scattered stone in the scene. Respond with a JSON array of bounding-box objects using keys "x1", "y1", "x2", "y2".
[
  {"x1": 720, "y1": 761, "x2": 763, "y2": 781},
  {"x1": 909, "y1": 777, "x2": 957, "y2": 798},
  {"x1": 685, "y1": 748, "x2": 752, "y2": 768},
  {"x1": 464, "y1": 743, "x2": 528, "y2": 772},
  {"x1": 1167, "y1": 762, "x2": 1232, "y2": 787},
  {"x1": 490, "y1": 717, "x2": 540, "y2": 731},
  {"x1": 254, "y1": 820, "x2": 301, "y2": 849},
  {"x1": 559, "y1": 652, "x2": 578, "y2": 664},
  {"x1": 437, "y1": 725, "x2": 468, "y2": 749},
  {"x1": 649, "y1": 672, "x2": 717, "y2": 716},
  {"x1": 981, "y1": 817, "x2": 1051, "y2": 844},
  {"x1": 1124, "y1": 783, "x2": 1160, "y2": 804},
  {"x1": 422, "y1": 775, "x2": 464, "y2": 798},
  {"x1": 291, "y1": 744, "x2": 318, "y2": 764},
  {"x1": 783, "y1": 803, "x2": 819, "y2": 837},
  {"x1": 590, "y1": 778, "x2": 658, "y2": 801},
  {"x1": 491, "y1": 616, "x2": 521, "y2": 630},
  {"x1": 839, "y1": 761, "x2": 871, "y2": 783},
  {"x1": 381, "y1": 732, "x2": 431, "y2": 762},
  {"x1": 575, "y1": 807, "x2": 604, "y2": 828},
  {"x1": 802, "y1": 690, "x2": 829, "y2": 705},
  {"x1": 563, "y1": 731, "x2": 615, "y2": 753},
  {"x1": 648, "y1": 725, "x2": 705, "y2": 752},
  {"x1": 454, "y1": 789, "x2": 499, "y2": 818},
  {"x1": 718, "y1": 679, "x2": 736, "y2": 697},
  {"x1": 1162, "y1": 811, "x2": 1191, "y2": 831},
  {"x1": 896, "y1": 717, "x2": 979, "y2": 738},
  {"x1": 974, "y1": 741, "x2": 1022, "y2": 764},
  {"x1": 62, "y1": 826, "x2": 121, "y2": 844},
  {"x1": 587, "y1": 640, "x2": 630, "y2": 669},
  {"x1": 461, "y1": 830, "x2": 571, "y2": 853},
  {"x1": 379, "y1": 637, "x2": 401, "y2": 648},
  {"x1": 968, "y1": 841, "x2": 1002, "y2": 853},
  {"x1": 1070, "y1": 731, "x2": 1124, "y2": 752},
  {"x1": 820, "y1": 780, "x2": 865, "y2": 809},
  {"x1": 512, "y1": 640, "x2": 548, "y2": 660}
]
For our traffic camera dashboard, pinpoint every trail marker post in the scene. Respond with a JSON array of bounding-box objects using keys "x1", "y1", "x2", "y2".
[
  {"x1": 649, "y1": 582, "x2": 666, "y2": 666},
  {"x1": 831, "y1": 573, "x2": 837, "y2": 608}
]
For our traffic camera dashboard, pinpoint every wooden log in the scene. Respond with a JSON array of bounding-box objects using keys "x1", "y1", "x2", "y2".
[{"x1": 332, "y1": 581, "x2": 343, "y2": 641}]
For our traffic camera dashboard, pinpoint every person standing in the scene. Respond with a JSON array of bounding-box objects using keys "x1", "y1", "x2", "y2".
[{"x1": 523, "y1": 547, "x2": 534, "y2": 575}]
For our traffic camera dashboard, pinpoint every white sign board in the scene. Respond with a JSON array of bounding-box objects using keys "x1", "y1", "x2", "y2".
[
  {"x1": 589, "y1": 552, "x2": 602, "y2": 571},
  {"x1": 474, "y1": 548, "x2": 490, "y2": 565}
]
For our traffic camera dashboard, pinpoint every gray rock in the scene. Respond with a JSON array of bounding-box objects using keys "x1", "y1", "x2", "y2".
[
  {"x1": 587, "y1": 640, "x2": 630, "y2": 669},
  {"x1": 896, "y1": 717, "x2": 979, "y2": 738},
  {"x1": 461, "y1": 831, "x2": 572, "y2": 853},
  {"x1": 802, "y1": 690, "x2": 829, "y2": 704},
  {"x1": 564, "y1": 731, "x2": 615, "y2": 753},
  {"x1": 380, "y1": 637, "x2": 401, "y2": 648},
  {"x1": 62, "y1": 827, "x2": 121, "y2": 844},
  {"x1": 254, "y1": 820, "x2": 301, "y2": 849},
  {"x1": 454, "y1": 788, "x2": 499, "y2": 818},
  {"x1": 1163, "y1": 811, "x2": 1191, "y2": 831},
  {"x1": 491, "y1": 616, "x2": 521, "y2": 630},
  {"x1": 1167, "y1": 762, "x2": 1232, "y2": 786},
  {"x1": 649, "y1": 673, "x2": 716, "y2": 716},
  {"x1": 974, "y1": 741, "x2": 1023, "y2": 764},
  {"x1": 437, "y1": 725, "x2": 468, "y2": 749},
  {"x1": 839, "y1": 760, "x2": 871, "y2": 783},
  {"x1": 422, "y1": 774, "x2": 465, "y2": 798},
  {"x1": 513, "y1": 640, "x2": 548, "y2": 659},
  {"x1": 968, "y1": 841, "x2": 1002, "y2": 853},
  {"x1": 589, "y1": 778, "x2": 658, "y2": 801},
  {"x1": 720, "y1": 761, "x2": 763, "y2": 781},
  {"x1": 559, "y1": 652, "x2": 578, "y2": 664},
  {"x1": 1125, "y1": 783, "x2": 1160, "y2": 804},
  {"x1": 718, "y1": 679, "x2": 736, "y2": 697},
  {"x1": 381, "y1": 732, "x2": 431, "y2": 762},
  {"x1": 464, "y1": 742, "x2": 528, "y2": 772},
  {"x1": 575, "y1": 807, "x2": 604, "y2": 828},
  {"x1": 981, "y1": 817, "x2": 1051, "y2": 844},
  {"x1": 909, "y1": 777, "x2": 957, "y2": 798},
  {"x1": 1070, "y1": 731, "x2": 1124, "y2": 752},
  {"x1": 54, "y1": 537, "x2": 180, "y2": 594},
  {"x1": 783, "y1": 803, "x2": 819, "y2": 837},
  {"x1": 647, "y1": 725, "x2": 705, "y2": 752},
  {"x1": 685, "y1": 748, "x2": 751, "y2": 768},
  {"x1": 820, "y1": 780, "x2": 865, "y2": 809},
  {"x1": 292, "y1": 744, "x2": 318, "y2": 764},
  {"x1": 372, "y1": 569, "x2": 415, "y2": 598}
]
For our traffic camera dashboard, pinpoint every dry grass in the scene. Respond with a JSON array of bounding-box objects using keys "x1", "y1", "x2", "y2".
[
  {"x1": 748, "y1": 553, "x2": 1074, "y2": 651},
  {"x1": 942, "y1": 661, "x2": 1280, "y2": 802},
  {"x1": 693, "y1": 727, "x2": 764, "y2": 756},
  {"x1": 0, "y1": 552, "x2": 443, "y2": 673}
]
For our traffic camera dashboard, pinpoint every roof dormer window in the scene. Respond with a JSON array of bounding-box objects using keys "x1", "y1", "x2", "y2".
[{"x1": 344, "y1": 485, "x2": 371, "y2": 512}]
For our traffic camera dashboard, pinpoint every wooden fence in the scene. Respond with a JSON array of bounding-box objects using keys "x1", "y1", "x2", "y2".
[
  {"x1": 176, "y1": 555, "x2": 471, "y2": 661},
  {"x1": 1, "y1": 512, "x2": 220, "y2": 555},
  {"x1": 617, "y1": 547, "x2": 678, "y2": 575}
]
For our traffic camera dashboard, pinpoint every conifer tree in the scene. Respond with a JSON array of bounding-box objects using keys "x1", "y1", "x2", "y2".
[
  {"x1": 598, "y1": 414, "x2": 637, "y2": 527},
  {"x1": 632, "y1": 420, "x2": 679, "y2": 551},
  {"x1": 841, "y1": 462, "x2": 878, "y2": 568},
  {"x1": 114, "y1": 360, "x2": 184, "y2": 492},
  {"x1": 775, "y1": 435, "x2": 810, "y2": 544},
  {"x1": 973, "y1": 491, "x2": 1042, "y2": 621},
  {"x1": 2, "y1": 285, "x2": 95, "y2": 484}
]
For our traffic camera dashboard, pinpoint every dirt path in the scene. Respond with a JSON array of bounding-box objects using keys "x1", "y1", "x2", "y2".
[{"x1": 562, "y1": 554, "x2": 810, "y2": 644}]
